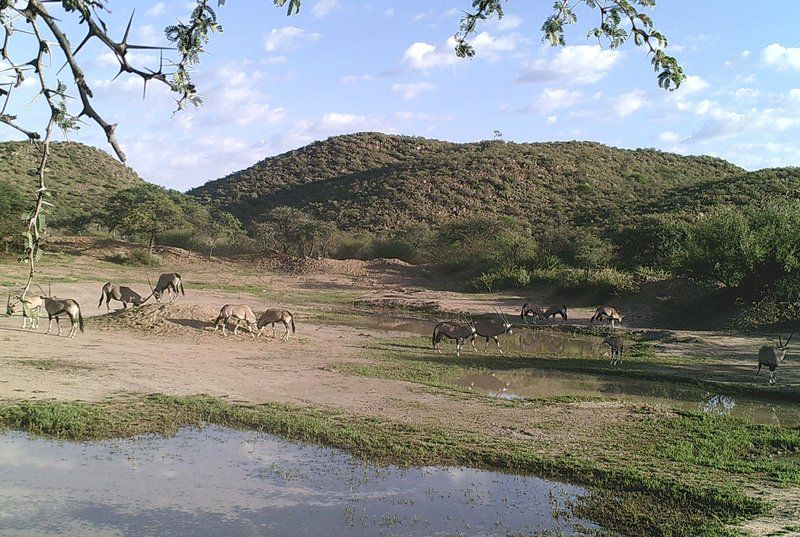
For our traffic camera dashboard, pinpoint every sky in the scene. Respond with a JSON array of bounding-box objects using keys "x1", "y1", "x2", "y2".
[{"x1": 2, "y1": 0, "x2": 800, "y2": 191}]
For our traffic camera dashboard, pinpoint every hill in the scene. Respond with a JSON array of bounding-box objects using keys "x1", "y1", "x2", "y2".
[
  {"x1": 0, "y1": 141, "x2": 144, "y2": 225},
  {"x1": 188, "y1": 132, "x2": 743, "y2": 231}
]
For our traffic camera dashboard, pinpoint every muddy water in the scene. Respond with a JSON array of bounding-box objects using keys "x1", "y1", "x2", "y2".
[
  {"x1": 454, "y1": 371, "x2": 800, "y2": 426},
  {"x1": 0, "y1": 426, "x2": 594, "y2": 536},
  {"x1": 334, "y1": 315, "x2": 800, "y2": 426}
]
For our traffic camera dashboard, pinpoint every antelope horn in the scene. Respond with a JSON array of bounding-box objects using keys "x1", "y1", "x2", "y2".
[
  {"x1": 779, "y1": 335, "x2": 783, "y2": 347},
  {"x1": 34, "y1": 281, "x2": 47, "y2": 297},
  {"x1": 785, "y1": 332, "x2": 794, "y2": 347}
]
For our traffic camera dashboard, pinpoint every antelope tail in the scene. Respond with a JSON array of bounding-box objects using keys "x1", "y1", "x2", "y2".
[
  {"x1": 177, "y1": 275, "x2": 185, "y2": 297},
  {"x1": 432, "y1": 324, "x2": 440, "y2": 348},
  {"x1": 290, "y1": 315, "x2": 296, "y2": 334},
  {"x1": 78, "y1": 306, "x2": 84, "y2": 333},
  {"x1": 98, "y1": 292, "x2": 105, "y2": 308}
]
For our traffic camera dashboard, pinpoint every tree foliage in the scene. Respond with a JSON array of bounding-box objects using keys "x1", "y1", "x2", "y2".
[{"x1": 105, "y1": 185, "x2": 185, "y2": 255}]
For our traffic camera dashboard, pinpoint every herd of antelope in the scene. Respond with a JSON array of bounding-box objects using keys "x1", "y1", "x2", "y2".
[
  {"x1": 432, "y1": 301, "x2": 793, "y2": 384},
  {"x1": 4, "y1": 274, "x2": 793, "y2": 383},
  {"x1": 6, "y1": 272, "x2": 296, "y2": 342}
]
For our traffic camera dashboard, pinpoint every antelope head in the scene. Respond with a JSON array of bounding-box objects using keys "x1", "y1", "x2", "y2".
[
  {"x1": 494, "y1": 306, "x2": 513, "y2": 334},
  {"x1": 775, "y1": 332, "x2": 794, "y2": 362}
]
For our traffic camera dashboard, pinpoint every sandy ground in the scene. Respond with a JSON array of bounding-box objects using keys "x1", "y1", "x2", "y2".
[{"x1": 1, "y1": 238, "x2": 798, "y2": 533}]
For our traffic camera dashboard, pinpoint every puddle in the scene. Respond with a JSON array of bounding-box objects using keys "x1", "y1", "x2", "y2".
[
  {"x1": 0, "y1": 426, "x2": 595, "y2": 536},
  {"x1": 454, "y1": 371, "x2": 800, "y2": 426}
]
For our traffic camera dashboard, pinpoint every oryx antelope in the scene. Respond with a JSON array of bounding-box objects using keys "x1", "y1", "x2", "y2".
[
  {"x1": 470, "y1": 309, "x2": 513, "y2": 354},
  {"x1": 257, "y1": 309, "x2": 295, "y2": 341},
  {"x1": 6, "y1": 293, "x2": 43, "y2": 329},
  {"x1": 590, "y1": 306, "x2": 623, "y2": 327},
  {"x1": 432, "y1": 320, "x2": 476, "y2": 358},
  {"x1": 147, "y1": 273, "x2": 185, "y2": 303},
  {"x1": 603, "y1": 335, "x2": 625, "y2": 366},
  {"x1": 520, "y1": 303, "x2": 546, "y2": 324},
  {"x1": 43, "y1": 297, "x2": 84, "y2": 337},
  {"x1": 213, "y1": 304, "x2": 259, "y2": 336},
  {"x1": 98, "y1": 283, "x2": 147, "y2": 311},
  {"x1": 756, "y1": 333, "x2": 793, "y2": 385},
  {"x1": 543, "y1": 304, "x2": 568, "y2": 321}
]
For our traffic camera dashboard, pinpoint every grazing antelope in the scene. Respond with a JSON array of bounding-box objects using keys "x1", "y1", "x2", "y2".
[
  {"x1": 756, "y1": 333, "x2": 793, "y2": 385},
  {"x1": 257, "y1": 309, "x2": 295, "y2": 341},
  {"x1": 213, "y1": 304, "x2": 259, "y2": 336},
  {"x1": 147, "y1": 273, "x2": 185, "y2": 303},
  {"x1": 6, "y1": 293, "x2": 44, "y2": 329},
  {"x1": 20, "y1": 296, "x2": 83, "y2": 338},
  {"x1": 543, "y1": 304, "x2": 568, "y2": 321},
  {"x1": 520, "y1": 303, "x2": 545, "y2": 324},
  {"x1": 590, "y1": 306, "x2": 623, "y2": 327},
  {"x1": 432, "y1": 319, "x2": 476, "y2": 358},
  {"x1": 470, "y1": 309, "x2": 513, "y2": 354},
  {"x1": 98, "y1": 283, "x2": 147, "y2": 311},
  {"x1": 603, "y1": 335, "x2": 625, "y2": 366}
]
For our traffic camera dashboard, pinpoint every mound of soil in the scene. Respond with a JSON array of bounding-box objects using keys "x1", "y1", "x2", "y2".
[{"x1": 90, "y1": 303, "x2": 220, "y2": 336}]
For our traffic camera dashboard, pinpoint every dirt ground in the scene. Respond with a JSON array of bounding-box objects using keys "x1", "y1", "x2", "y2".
[{"x1": 1, "y1": 237, "x2": 798, "y2": 534}]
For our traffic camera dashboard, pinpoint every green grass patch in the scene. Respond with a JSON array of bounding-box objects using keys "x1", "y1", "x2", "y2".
[
  {"x1": 0, "y1": 394, "x2": 776, "y2": 535},
  {"x1": 18, "y1": 359, "x2": 96, "y2": 372}
]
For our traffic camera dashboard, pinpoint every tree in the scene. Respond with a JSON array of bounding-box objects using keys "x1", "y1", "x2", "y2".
[
  {"x1": 105, "y1": 185, "x2": 184, "y2": 256},
  {"x1": 574, "y1": 234, "x2": 615, "y2": 282},
  {"x1": 205, "y1": 211, "x2": 245, "y2": 259},
  {"x1": 0, "y1": 183, "x2": 26, "y2": 254},
  {"x1": 0, "y1": 0, "x2": 682, "y2": 292},
  {"x1": 256, "y1": 207, "x2": 335, "y2": 258}
]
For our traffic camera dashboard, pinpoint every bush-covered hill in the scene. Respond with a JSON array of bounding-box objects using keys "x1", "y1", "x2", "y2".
[
  {"x1": 188, "y1": 132, "x2": 743, "y2": 231},
  {"x1": 0, "y1": 141, "x2": 144, "y2": 225}
]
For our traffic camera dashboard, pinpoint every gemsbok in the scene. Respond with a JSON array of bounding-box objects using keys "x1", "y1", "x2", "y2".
[
  {"x1": 590, "y1": 306, "x2": 623, "y2": 327},
  {"x1": 543, "y1": 304, "x2": 568, "y2": 321},
  {"x1": 147, "y1": 273, "x2": 185, "y2": 303},
  {"x1": 756, "y1": 333, "x2": 793, "y2": 385},
  {"x1": 43, "y1": 296, "x2": 84, "y2": 338},
  {"x1": 470, "y1": 309, "x2": 513, "y2": 354},
  {"x1": 603, "y1": 335, "x2": 625, "y2": 366},
  {"x1": 520, "y1": 303, "x2": 545, "y2": 324},
  {"x1": 257, "y1": 309, "x2": 295, "y2": 341},
  {"x1": 98, "y1": 283, "x2": 147, "y2": 311},
  {"x1": 432, "y1": 317, "x2": 476, "y2": 358},
  {"x1": 6, "y1": 293, "x2": 43, "y2": 329},
  {"x1": 213, "y1": 304, "x2": 259, "y2": 336}
]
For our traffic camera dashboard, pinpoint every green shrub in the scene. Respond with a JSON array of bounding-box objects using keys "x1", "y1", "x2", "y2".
[
  {"x1": 474, "y1": 264, "x2": 531, "y2": 291},
  {"x1": 105, "y1": 249, "x2": 162, "y2": 267}
]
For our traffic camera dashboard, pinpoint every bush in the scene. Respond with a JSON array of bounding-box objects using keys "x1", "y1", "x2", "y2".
[
  {"x1": 105, "y1": 249, "x2": 162, "y2": 267},
  {"x1": 474, "y1": 264, "x2": 531, "y2": 291}
]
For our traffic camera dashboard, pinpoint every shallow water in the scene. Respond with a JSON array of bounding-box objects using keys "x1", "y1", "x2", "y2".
[
  {"x1": 454, "y1": 370, "x2": 800, "y2": 426},
  {"x1": 333, "y1": 315, "x2": 799, "y2": 426},
  {"x1": 0, "y1": 426, "x2": 594, "y2": 536}
]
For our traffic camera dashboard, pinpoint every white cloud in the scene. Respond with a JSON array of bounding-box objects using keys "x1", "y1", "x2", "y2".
[
  {"x1": 658, "y1": 131, "x2": 680, "y2": 143},
  {"x1": 146, "y1": 2, "x2": 165, "y2": 17},
  {"x1": 470, "y1": 31, "x2": 529, "y2": 58},
  {"x1": 535, "y1": 88, "x2": 583, "y2": 112},
  {"x1": 392, "y1": 82, "x2": 437, "y2": 100},
  {"x1": 341, "y1": 74, "x2": 373, "y2": 84},
  {"x1": 264, "y1": 27, "x2": 321, "y2": 52},
  {"x1": 546, "y1": 115, "x2": 558, "y2": 124},
  {"x1": 312, "y1": 0, "x2": 339, "y2": 18},
  {"x1": 495, "y1": 14, "x2": 522, "y2": 31},
  {"x1": 762, "y1": 43, "x2": 800, "y2": 70},
  {"x1": 516, "y1": 45, "x2": 621, "y2": 85},
  {"x1": 403, "y1": 40, "x2": 459, "y2": 70},
  {"x1": 383, "y1": 8, "x2": 395, "y2": 17},
  {"x1": 677, "y1": 75, "x2": 709, "y2": 95},
  {"x1": 614, "y1": 90, "x2": 647, "y2": 117}
]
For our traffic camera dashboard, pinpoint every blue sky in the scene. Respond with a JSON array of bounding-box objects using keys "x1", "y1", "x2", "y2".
[{"x1": 2, "y1": 1, "x2": 800, "y2": 190}]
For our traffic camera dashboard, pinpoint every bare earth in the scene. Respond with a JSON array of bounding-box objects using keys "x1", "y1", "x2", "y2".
[{"x1": 1, "y1": 238, "x2": 798, "y2": 534}]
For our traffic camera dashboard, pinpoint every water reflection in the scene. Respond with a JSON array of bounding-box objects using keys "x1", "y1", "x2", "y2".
[
  {"x1": 0, "y1": 426, "x2": 594, "y2": 536},
  {"x1": 452, "y1": 370, "x2": 800, "y2": 426}
]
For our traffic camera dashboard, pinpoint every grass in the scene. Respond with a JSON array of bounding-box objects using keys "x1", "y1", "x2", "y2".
[
  {"x1": 18, "y1": 359, "x2": 95, "y2": 372},
  {"x1": 0, "y1": 394, "x2": 789, "y2": 536}
]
